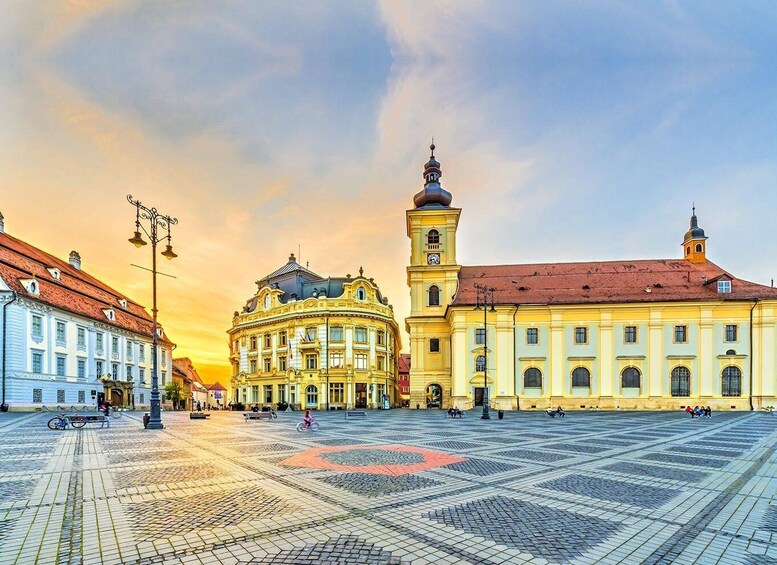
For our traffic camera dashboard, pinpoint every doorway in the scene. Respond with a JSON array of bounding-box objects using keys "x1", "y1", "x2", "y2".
[
  {"x1": 305, "y1": 385, "x2": 318, "y2": 408},
  {"x1": 425, "y1": 384, "x2": 443, "y2": 408},
  {"x1": 474, "y1": 387, "x2": 485, "y2": 407},
  {"x1": 355, "y1": 383, "x2": 367, "y2": 408}
]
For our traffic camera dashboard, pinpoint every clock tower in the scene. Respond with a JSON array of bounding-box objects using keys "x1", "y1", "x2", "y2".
[{"x1": 406, "y1": 144, "x2": 460, "y2": 409}]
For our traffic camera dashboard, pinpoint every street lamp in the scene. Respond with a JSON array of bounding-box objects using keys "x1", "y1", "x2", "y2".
[
  {"x1": 127, "y1": 195, "x2": 178, "y2": 430},
  {"x1": 474, "y1": 283, "x2": 496, "y2": 420}
]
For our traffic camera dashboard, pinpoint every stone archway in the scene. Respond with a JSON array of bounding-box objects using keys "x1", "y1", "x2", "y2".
[{"x1": 425, "y1": 384, "x2": 443, "y2": 408}]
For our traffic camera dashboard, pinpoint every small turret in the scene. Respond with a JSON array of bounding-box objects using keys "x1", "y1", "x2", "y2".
[
  {"x1": 413, "y1": 142, "x2": 453, "y2": 208},
  {"x1": 682, "y1": 206, "x2": 708, "y2": 263}
]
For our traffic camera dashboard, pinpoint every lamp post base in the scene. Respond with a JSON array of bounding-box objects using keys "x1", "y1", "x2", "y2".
[
  {"x1": 481, "y1": 407, "x2": 491, "y2": 420},
  {"x1": 145, "y1": 421, "x2": 165, "y2": 430}
]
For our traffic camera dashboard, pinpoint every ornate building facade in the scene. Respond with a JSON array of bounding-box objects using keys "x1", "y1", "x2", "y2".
[
  {"x1": 0, "y1": 213, "x2": 174, "y2": 411},
  {"x1": 406, "y1": 146, "x2": 777, "y2": 411},
  {"x1": 228, "y1": 255, "x2": 400, "y2": 410}
]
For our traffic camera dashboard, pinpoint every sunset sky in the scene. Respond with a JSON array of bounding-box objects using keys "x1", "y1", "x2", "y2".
[{"x1": 2, "y1": 2, "x2": 777, "y2": 383}]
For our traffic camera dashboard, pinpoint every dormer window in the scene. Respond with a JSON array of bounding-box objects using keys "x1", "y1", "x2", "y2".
[
  {"x1": 47, "y1": 267, "x2": 61, "y2": 280},
  {"x1": 118, "y1": 298, "x2": 128, "y2": 309},
  {"x1": 717, "y1": 280, "x2": 731, "y2": 294},
  {"x1": 356, "y1": 287, "x2": 366, "y2": 301},
  {"x1": 103, "y1": 308, "x2": 115, "y2": 321}
]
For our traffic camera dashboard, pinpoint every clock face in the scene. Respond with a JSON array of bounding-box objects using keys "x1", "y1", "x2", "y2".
[{"x1": 427, "y1": 253, "x2": 440, "y2": 265}]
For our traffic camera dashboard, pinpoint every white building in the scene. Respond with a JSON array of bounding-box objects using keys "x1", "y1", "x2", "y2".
[{"x1": 0, "y1": 213, "x2": 174, "y2": 411}]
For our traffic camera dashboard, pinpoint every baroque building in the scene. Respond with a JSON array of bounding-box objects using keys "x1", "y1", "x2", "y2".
[
  {"x1": 0, "y1": 213, "x2": 174, "y2": 411},
  {"x1": 406, "y1": 146, "x2": 777, "y2": 411},
  {"x1": 228, "y1": 255, "x2": 400, "y2": 410}
]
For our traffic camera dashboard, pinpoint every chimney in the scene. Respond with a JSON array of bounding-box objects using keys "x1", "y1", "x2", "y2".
[
  {"x1": 69, "y1": 251, "x2": 82, "y2": 270},
  {"x1": 0, "y1": 211, "x2": 4, "y2": 233}
]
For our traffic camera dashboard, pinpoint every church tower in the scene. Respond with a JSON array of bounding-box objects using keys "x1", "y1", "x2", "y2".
[
  {"x1": 682, "y1": 206, "x2": 708, "y2": 264},
  {"x1": 406, "y1": 144, "x2": 461, "y2": 408}
]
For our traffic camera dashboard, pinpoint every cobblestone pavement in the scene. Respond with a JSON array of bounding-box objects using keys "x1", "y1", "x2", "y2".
[{"x1": 0, "y1": 409, "x2": 776, "y2": 564}]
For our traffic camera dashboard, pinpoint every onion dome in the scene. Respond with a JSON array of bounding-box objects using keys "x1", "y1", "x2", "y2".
[
  {"x1": 413, "y1": 142, "x2": 453, "y2": 208},
  {"x1": 683, "y1": 206, "x2": 707, "y2": 243}
]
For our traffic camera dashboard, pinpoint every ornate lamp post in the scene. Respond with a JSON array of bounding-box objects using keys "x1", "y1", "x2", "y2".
[
  {"x1": 127, "y1": 195, "x2": 178, "y2": 430},
  {"x1": 474, "y1": 283, "x2": 496, "y2": 420}
]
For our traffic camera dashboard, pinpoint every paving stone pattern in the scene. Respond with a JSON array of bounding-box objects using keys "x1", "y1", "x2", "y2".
[{"x1": 0, "y1": 409, "x2": 776, "y2": 564}]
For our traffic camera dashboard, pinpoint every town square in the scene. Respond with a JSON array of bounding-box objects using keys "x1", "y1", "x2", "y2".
[{"x1": 3, "y1": 1, "x2": 777, "y2": 563}]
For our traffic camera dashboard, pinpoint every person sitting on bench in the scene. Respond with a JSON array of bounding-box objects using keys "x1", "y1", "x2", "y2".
[{"x1": 447, "y1": 407, "x2": 462, "y2": 418}]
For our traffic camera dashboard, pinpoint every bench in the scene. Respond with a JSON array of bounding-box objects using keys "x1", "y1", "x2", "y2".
[
  {"x1": 244, "y1": 412, "x2": 272, "y2": 421},
  {"x1": 445, "y1": 410, "x2": 464, "y2": 418},
  {"x1": 344, "y1": 411, "x2": 367, "y2": 421},
  {"x1": 190, "y1": 412, "x2": 210, "y2": 420},
  {"x1": 68, "y1": 413, "x2": 110, "y2": 428}
]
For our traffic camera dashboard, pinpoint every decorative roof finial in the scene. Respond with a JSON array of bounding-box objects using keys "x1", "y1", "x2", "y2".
[
  {"x1": 430, "y1": 137, "x2": 435, "y2": 157},
  {"x1": 359, "y1": 266, "x2": 364, "y2": 277},
  {"x1": 692, "y1": 202, "x2": 695, "y2": 216}
]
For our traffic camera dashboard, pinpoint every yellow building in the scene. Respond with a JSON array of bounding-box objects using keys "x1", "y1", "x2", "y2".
[
  {"x1": 407, "y1": 145, "x2": 777, "y2": 411},
  {"x1": 228, "y1": 255, "x2": 400, "y2": 410}
]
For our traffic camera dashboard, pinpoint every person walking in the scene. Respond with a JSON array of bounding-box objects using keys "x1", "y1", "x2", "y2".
[{"x1": 196, "y1": 400, "x2": 201, "y2": 412}]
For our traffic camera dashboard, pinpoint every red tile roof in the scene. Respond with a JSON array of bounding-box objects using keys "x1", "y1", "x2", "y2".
[
  {"x1": 0, "y1": 231, "x2": 173, "y2": 344},
  {"x1": 452, "y1": 259, "x2": 777, "y2": 307},
  {"x1": 172, "y1": 358, "x2": 205, "y2": 386},
  {"x1": 205, "y1": 382, "x2": 227, "y2": 391},
  {"x1": 398, "y1": 353, "x2": 411, "y2": 374}
]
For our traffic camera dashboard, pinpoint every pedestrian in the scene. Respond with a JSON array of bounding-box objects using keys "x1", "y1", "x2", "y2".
[{"x1": 196, "y1": 400, "x2": 201, "y2": 412}]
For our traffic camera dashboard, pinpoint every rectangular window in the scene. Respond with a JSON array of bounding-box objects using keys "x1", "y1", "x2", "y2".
[
  {"x1": 475, "y1": 328, "x2": 485, "y2": 345},
  {"x1": 139, "y1": 368, "x2": 145, "y2": 383},
  {"x1": 329, "y1": 382, "x2": 344, "y2": 403},
  {"x1": 725, "y1": 324, "x2": 738, "y2": 342},
  {"x1": 56, "y1": 321, "x2": 66, "y2": 344},
  {"x1": 77, "y1": 327, "x2": 86, "y2": 348},
  {"x1": 32, "y1": 388, "x2": 42, "y2": 403},
  {"x1": 264, "y1": 333, "x2": 272, "y2": 348},
  {"x1": 429, "y1": 338, "x2": 440, "y2": 353},
  {"x1": 78, "y1": 390, "x2": 85, "y2": 403},
  {"x1": 56, "y1": 356, "x2": 66, "y2": 377},
  {"x1": 263, "y1": 357, "x2": 271, "y2": 373},
  {"x1": 355, "y1": 353, "x2": 368, "y2": 370},
  {"x1": 278, "y1": 355, "x2": 287, "y2": 371},
  {"x1": 139, "y1": 393, "x2": 145, "y2": 404},
  {"x1": 305, "y1": 354, "x2": 318, "y2": 370},
  {"x1": 574, "y1": 327, "x2": 588, "y2": 344},
  {"x1": 377, "y1": 355, "x2": 385, "y2": 371},
  {"x1": 279, "y1": 331, "x2": 287, "y2": 346},
  {"x1": 526, "y1": 328, "x2": 539, "y2": 345},
  {"x1": 249, "y1": 359, "x2": 257, "y2": 373},
  {"x1": 96, "y1": 360, "x2": 103, "y2": 377},
  {"x1": 250, "y1": 336, "x2": 257, "y2": 350},
  {"x1": 674, "y1": 325, "x2": 687, "y2": 343},
  {"x1": 377, "y1": 331, "x2": 385, "y2": 346},
  {"x1": 111, "y1": 363, "x2": 118, "y2": 378},
  {"x1": 77, "y1": 359, "x2": 86, "y2": 379},
  {"x1": 355, "y1": 327, "x2": 368, "y2": 344},
  {"x1": 139, "y1": 344, "x2": 145, "y2": 362},
  {"x1": 32, "y1": 351, "x2": 43, "y2": 373},
  {"x1": 330, "y1": 352, "x2": 344, "y2": 369},
  {"x1": 717, "y1": 280, "x2": 732, "y2": 294},
  {"x1": 126, "y1": 342, "x2": 132, "y2": 358},
  {"x1": 31, "y1": 315, "x2": 43, "y2": 338},
  {"x1": 625, "y1": 326, "x2": 637, "y2": 343},
  {"x1": 57, "y1": 389, "x2": 65, "y2": 403},
  {"x1": 111, "y1": 336, "x2": 119, "y2": 353},
  {"x1": 277, "y1": 384, "x2": 286, "y2": 403},
  {"x1": 304, "y1": 328, "x2": 316, "y2": 342},
  {"x1": 330, "y1": 326, "x2": 344, "y2": 342},
  {"x1": 126, "y1": 366, "x2": 132, "y2": 382},
  {"x1": 161, "y1": 371, "x2": 167, "y2": 386},
  {"x1": 95, "y1": 332, "x2": 104, "y2": 352},
  {"x1": 161, "y1": 350, "x2": 167, "y2": 367},
  {"x1": 251, "y1": 385, "x2": 259, "y2": 403},
  {"x1": 264, "y1": 384, "x2": 273, "y2": 403}
]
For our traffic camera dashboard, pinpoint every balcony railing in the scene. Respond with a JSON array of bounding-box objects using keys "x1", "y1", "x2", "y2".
[{"x1": 425, "y1": 243, "x2": 441, "y2": 251}]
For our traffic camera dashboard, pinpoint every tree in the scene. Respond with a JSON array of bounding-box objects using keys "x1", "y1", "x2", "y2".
[{"x1": 164, "y1": 380, "x2": 184, "y2": 410}]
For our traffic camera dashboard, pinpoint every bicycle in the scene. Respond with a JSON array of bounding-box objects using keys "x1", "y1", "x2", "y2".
[
  {"x1": 47, "y1": 414, "x2": 85, "y2": 430},
  {"x1": 296, "y1": 418, "x2": 319, "y2": 432}
]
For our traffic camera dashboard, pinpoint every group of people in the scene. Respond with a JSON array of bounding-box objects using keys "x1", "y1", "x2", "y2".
[
  {"x1": 685, "y1": 405, "x2": 712, "y2": 418},
  {"x1": 446, "y1": 407, "x2": 464, "y2": 418}
]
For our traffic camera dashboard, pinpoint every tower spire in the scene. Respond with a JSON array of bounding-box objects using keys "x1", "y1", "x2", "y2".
[
  {"x1": 412, "y1": 141, "x2": 452, "y2": 208},
  {"x1": 683, "y1": 206, "x2": 708, "y2": 263}
]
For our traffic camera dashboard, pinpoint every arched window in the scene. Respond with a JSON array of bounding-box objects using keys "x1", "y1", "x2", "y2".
[
  {"x1": 686, "y1": 246, "x2": 691, "y2": 256},
  {"x1": 621, "y1": 367, "x2": 641, "y2": 388},
  {"x1": 428, "y1": 285, "x2": 440, "y2": 306},
  {"x1": 695, "y1": 243, "x2": 703, "y2": 253},
  {"x1": 475, "y1": 355, "x2": 485, "y2": 372},
  {"x1": 722, "y1": 366, "x2": 742, "y2": 397},
  {"x1": 572, "y1": 367, "x2": 590, "y2": 387},
  {"x1": 427, "y1": 229, "x2": 440, "y2": 245},
  {"x1": 524, "y1": 368, "x2": 542, "y2": 388},
  {"x1": 356, "y1": 287, "x2": 366, "y2": 301},
  {"x1": 671, "y1": 366, "x2": 690, "y2": 397}
]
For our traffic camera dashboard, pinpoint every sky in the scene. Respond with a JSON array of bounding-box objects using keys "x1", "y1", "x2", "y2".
[{"x1": 2, "y1": 1, "x2": 777, "y2": 383}]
